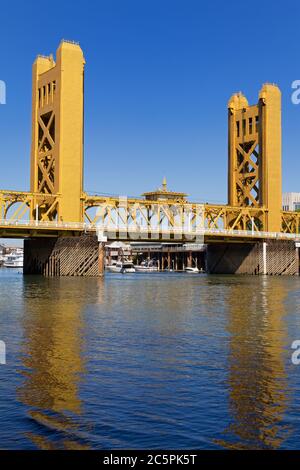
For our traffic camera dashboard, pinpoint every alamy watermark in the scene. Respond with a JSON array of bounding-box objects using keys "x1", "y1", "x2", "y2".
[
  {"x1": 0, "y1": 340, "x2": 6, "y2": 365},
  {"x1": 291, "y1": 340, "x2": 300, "y2": 364},
  {"x1": 0, "y1": 80, "x2": 6, "y2": 105},
  {"x1": 95, "y1": 196, "x2": 205, "y2": 243}
]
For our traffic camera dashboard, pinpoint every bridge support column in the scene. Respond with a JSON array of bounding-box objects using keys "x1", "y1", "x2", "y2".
[
  {"x1": 262, "y1": 242, "x2": 267, "y2": 275},
  {"x1": 24, "y1": 234, "x2": 105, "y2": 276},
  {"x1": 206, "y1": 240, "x2": 299, "y2": 275}
]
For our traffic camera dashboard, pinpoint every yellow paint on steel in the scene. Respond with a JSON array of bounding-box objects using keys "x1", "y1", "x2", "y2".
[
  {"x1": 228, "y1": 84, "x2": 282, "y2": 232},
  {"x1": 30, "y1": 40, "x2": 84, "y2": 222}
]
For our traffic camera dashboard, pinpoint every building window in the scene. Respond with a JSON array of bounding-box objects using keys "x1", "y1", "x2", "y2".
[{"x1": 294, "y1": 203, "x2": 300, "y2": 211}]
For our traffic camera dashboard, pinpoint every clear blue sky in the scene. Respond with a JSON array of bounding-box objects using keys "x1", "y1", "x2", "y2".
[{"x1": 1, "y1": 0, "x2": 300, "y2": 204}]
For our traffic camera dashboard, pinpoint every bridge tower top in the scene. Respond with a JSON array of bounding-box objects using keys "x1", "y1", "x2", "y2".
[
  {"x1": 30, "y1": 40, "x2": 85, "y2": 222},
  {"x1": 228, "y1": 83, "x2": 282, "y2": 232}
]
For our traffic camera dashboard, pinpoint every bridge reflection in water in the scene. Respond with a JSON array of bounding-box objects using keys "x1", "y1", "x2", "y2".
[
  {"x1": 216, "y1": 277, "x2": 292, "y2": 449},
  {"x1": 17, "y1": 277, "x2": 104, "y2": 450},
  {"x1": 12, "y1": 274, "x2": 297, "y2": 449}
]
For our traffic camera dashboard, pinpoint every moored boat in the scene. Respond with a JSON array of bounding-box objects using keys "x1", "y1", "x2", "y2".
[
  {"x1": 185, "y1": 266, "x2": 199, "y2": 274},
  {"x1": 106, "y1": 261, "x2": 135, "y2": 273},
  {"x1": 3, "y1": 253, "x2": 24, "y2": 268},
  {"x1": 135, "y1": 261, "x2": 158, "y2": 272}
]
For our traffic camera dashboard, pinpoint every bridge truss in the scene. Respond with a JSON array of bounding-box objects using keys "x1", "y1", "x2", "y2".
[{"x1": 1, "y1": 190, "x2": 299, "y2": 239}]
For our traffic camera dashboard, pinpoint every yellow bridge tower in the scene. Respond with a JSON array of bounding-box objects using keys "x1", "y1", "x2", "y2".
[
  {"x1": 30, "y1": 40, "x2": 85, "y2": 223},
  {"x1": 228, "y1": 84, "x2": 282, "y2": 232}
]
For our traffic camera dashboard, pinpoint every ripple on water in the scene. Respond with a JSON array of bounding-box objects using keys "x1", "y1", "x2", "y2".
[{"x1": 0, "y1": 272, "x2": 299, "y2": 448}]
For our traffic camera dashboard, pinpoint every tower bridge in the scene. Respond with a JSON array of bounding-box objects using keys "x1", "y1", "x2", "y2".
[{"x1": 1, "y1": 40, "x2": 300, "y2": 275}]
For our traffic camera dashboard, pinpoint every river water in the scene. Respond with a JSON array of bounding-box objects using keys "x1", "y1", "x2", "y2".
[{"x1": 1, "y1": 269, "x2": 300, "y2": 449}]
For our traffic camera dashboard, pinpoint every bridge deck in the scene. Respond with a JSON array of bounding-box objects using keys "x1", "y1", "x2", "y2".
[{"x1": 0, "y1": 220, "x2": 299, "y2": 243}]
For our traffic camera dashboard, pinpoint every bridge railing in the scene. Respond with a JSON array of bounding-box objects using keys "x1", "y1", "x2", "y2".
[
  {"x1": 0, "y1": 219, "x2": 90, "y2": 230},
  {"x1": 0, "y1": 219, "x2": 300, "y2": 241}
]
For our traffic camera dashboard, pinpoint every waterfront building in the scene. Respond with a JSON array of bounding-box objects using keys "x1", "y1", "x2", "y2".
[
  {"x1": 282, "y1": 192, "x2": 300, "y2": 211},
  {"x1": 105, "y1": 241, "x2": 132, "y2": 266}
]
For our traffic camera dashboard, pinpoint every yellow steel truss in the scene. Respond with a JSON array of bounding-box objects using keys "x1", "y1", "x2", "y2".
[
  {"x1": 281, "y1": 211, "x2": 300, "y2": 234},
  {"x1": 83, "y1": 195, "x2": 267, "y2": 233},
  {"x1": 0, "y1": 191, "x2": 59, "y2": 223},
  {"x1": 0, "y1": 191, "x2": 299, "y2": 238}
]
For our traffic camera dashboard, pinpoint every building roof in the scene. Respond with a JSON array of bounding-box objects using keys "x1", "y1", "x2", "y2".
[
  {"x1": 107, "y1": 241, "x2": 131, "y2": 249},
  {"x1": 142, "y1": 178, "x2": 188, "y2": 202}
]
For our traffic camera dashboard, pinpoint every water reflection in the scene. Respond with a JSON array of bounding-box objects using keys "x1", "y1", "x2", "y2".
[
  {"x1": 5, "y1": 272, "x2": 297, "y2": 449},
  {"x1": 17, "y1": 277, "x2": 103, "y2": 449},
  {"x1": 217, "y1": 277, "x2": 292, "y2": 449}
]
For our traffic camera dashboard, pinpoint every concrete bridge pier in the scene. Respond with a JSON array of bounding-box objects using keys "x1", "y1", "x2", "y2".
[
  {"x1": 24, "y1": 234, "x2": 105, "y2": 276},
  {"x1": 206, "y1": 240, "x2": 299, "y2": 275}
]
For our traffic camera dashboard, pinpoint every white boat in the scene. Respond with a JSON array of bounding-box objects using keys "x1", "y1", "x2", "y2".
[
  {"x1": 106, "y1": 261, "x2": 135, "y2": 273},
  {"x1": 185, "y1": 266, "x2": 199, "y2": 274},
  {"x1": 135, "y1": 261, "x2": 158, "y2": 272},
  {"x1": 3, "y1": 253, "x2": 24, "y2": 268},
  {"x1": 135, "y1": 265, "x2": 158, "y2": 272}
]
